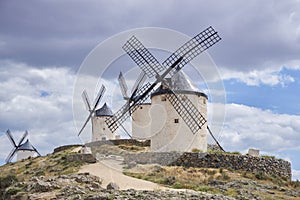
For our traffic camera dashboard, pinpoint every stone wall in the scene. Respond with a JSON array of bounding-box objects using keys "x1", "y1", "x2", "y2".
[
  {"x1": 66, "y1": 154, "x2": 96, "y2": 163},
  {"x1": 124, "y1": 152, "x2": 291, "y2": 180},
  {"x1": 85, "y1": 139, "x2": 150, "y2": 148},
  {"x1": 53, "y1": 144, "x2": 83, "y2": 153}
]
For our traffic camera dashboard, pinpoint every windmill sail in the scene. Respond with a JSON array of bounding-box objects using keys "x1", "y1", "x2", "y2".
[
  {"x1": 106, "y1": 27, "x2": 221, "y2": 134},
  {"x1": 78, "y1": 84, "x2": 106, "y2": 136},
  {"x1": 5, "y1": 130, "x2": 40, "y2": 163},
  {"x1": 82, "y1": 89, "x2": 92, "y2": 111},
  {"x1": 118, "y1": 72, "x2": 129, "y2": 99}
]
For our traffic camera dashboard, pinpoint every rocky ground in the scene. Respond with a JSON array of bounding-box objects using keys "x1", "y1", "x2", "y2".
[
  {"x1": 6, "y1": 173, "x2": 236, "y2": 200},
  {"x1": 0, "y1": 144, "x2": 299, "y2": 200}
]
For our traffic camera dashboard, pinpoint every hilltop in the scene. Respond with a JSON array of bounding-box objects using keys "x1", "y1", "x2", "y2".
[{"x1": 0, "y1": 143, "x2": 299, "y2": 200}]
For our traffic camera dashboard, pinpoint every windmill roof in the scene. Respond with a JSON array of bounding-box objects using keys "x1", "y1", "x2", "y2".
[
  {"x1": 95, "y1": 103, "x2": 113, "y2": 117},
  {"x1": 18, "y1": 139, "x2": 36, "y2": 151},
  {"x1": 151, "y1": 71, "x2": 207, "y2": 99}
]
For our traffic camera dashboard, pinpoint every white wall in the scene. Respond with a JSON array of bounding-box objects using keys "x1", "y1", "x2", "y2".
[
  {"x1": 132, "y1": 104, "x2": 152, "y2": 139},
  {"x1": 91, "y1": 116, "x2": 116, "y2": 141},
  {"x1": 17, "y1": 150, "x2": 35, "y2": 161},
  {"x1": 150, "y1": 93, "x2": 207, "y2": 152}
]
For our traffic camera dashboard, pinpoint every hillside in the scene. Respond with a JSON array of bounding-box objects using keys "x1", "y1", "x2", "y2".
[{"x1": 0, "y1": 144, "x2": 299, "y2": 200}]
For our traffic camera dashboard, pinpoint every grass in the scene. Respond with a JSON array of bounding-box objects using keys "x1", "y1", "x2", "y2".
[
  {"x1": 124, "y1": 164, "x2": 300, "y2": 199},
  {"x1": 124, "y1": 166, "x2": 225, "y2": 193},
  {"x1": 0, "y1": 146, "x2": 86, "y2": 182}
]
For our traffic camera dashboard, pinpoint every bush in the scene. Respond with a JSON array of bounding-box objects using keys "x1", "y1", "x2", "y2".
[
  {"x1": 191, "y1": 148, "x2": 201, "y2": 153},
  {"x1": 0, "y1": 175, "x2": 18, "y2": 198},
  {"x1": 0, "y1": 175, "x2": 18, "y2": 189}
]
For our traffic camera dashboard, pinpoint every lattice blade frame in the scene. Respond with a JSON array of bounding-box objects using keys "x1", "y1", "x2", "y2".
[
  {"x1": 6, "y1": 148, "x2": 17, "y2": 163},
  {"x1": 6, "y1": 129, "x2": 17, "y2": 147},
  {"x1": 93, "y1": 84, "x2": 106, "y2": 110},
  {"x1": 123, "y1": 36, "x2": 166, "y2": 78},
  {"x1": 106, "y1": 82, "x2": 154, "y2": 133},
  {"x1": 131, "y1": 71, "x2": 147, "y2": 95},
  {"x1": 162, "y1": 26, "x2": 221, "y2": 77},
  {"x1": 18, "y1": 130, "x2": 28, "y2": 146},
  {"x1": 118, "y1": 72, "x2": 129, "y2": 99},
  {"x1": 82, "y1": 89, "x2": 92, "y2": 111},
  {"x1": 78, "y1": 112, "x2": 93, "y2": 136},
  {"x1": 166, "y1": 91, "x2": 207, "y2": 135}
]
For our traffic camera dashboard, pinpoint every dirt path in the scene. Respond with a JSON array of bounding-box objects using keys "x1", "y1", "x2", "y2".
[{"x1": 78, "y1": 158, "x2": 168, "y2": 190}]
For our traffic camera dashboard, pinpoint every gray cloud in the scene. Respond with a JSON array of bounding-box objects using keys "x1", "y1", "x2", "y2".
[{"x1": 1, "y1": 0, "x2": 299, "y2": 70}]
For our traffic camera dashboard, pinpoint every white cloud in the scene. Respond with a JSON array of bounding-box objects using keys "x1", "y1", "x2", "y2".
[
  {"x1": 220, "y1": 66, "x2": 295, "y2": 87},
  {"x1": 219, "y1": 103, "x2": 300, "y2": 152},
  {"x1": 0, "y1": 60, "x2": 79, "y2": 163},
  {"x1": 292, "y1": 169, "x2": 300, "y2": 181}
]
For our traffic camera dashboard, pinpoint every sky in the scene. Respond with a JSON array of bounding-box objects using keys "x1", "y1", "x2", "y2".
[{"x1": 0, "y1": 0, "x2": 299, "y2": 180}]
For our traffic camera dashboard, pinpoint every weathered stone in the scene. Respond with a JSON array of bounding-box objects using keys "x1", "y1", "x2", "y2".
[
  {"x1": 124, "y1": 152, "x2": 291, "y2": 180},
  {"x1": 106, "y1": 182, "x2": 119, "y2": 190}
]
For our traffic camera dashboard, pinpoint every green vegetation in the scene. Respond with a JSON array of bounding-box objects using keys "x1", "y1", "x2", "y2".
[
  {"x1": 261, "y1": 155, "x2": 276, "y2": 159},
  {"x1": 0, "y1": 174, "x2": 18, "y2": 200},
  {"x1": 191, "y1": 148, "x2": 202, "y2": 153},
  {"x1": 0, "y1": 146, "x2": 86, "y2": 182}
]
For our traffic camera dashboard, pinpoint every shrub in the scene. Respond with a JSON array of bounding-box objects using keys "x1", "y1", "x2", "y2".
[
  {"x1": 0, "y1": 175, "x2": 18, "y2": 198},
  {"x1": 0, "y1": 175, "x2": 18, "y2": 189},
  {"x1": 191, "y1": 148, "x2": 201, "y2": 153}
]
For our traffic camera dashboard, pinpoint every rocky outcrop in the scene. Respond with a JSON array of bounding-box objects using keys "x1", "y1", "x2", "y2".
[
  {"x1": 7, "y1": 173, "x2": 238, "y2": 200},
  {"x1": 124, "y1": 152, "x2": 292, "y2": 180}
]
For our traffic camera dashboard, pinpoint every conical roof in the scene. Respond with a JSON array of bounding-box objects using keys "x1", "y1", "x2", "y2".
[
  {"x1": 151, "y1": 71, "x2": 207, "y2": 98},
  {"x1": 95, "y1": 103, "x2": 113, "y2": 117},
  {"x1": 169, "y1": 71, "x2": 203, "y2": 92},
  {"x1": 18, "y1": 139, "x2": 35, "y2": 151}
]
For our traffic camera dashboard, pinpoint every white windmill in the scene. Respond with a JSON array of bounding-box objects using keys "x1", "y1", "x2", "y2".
[
  {"x1": 118, "y1": 71, "x2": 152, "y2": 139},
  {"x1": 78, "y1": 85, "x2": 116, "y2": 141},
  {"x1": 106, "y1": 26, "x2": 224, "y2": 152},
  {"x1": 6, "y1": 130, "x2": 41, "y2": 163}
]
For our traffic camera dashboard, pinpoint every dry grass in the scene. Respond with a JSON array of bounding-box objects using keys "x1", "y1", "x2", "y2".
[{"x1": 0, "y1": 146, "x2": 85, "y2": 182}]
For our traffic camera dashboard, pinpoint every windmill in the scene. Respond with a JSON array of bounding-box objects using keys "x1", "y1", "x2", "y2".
[
  {"x1": 106, "y1": 26, "x2": 224, "y2": 151},
  {"x1": 78, "y1": 84, "x2": 106, "y2": 136},
  {"x1": 78, "y1": 84, "x2": 118, "y2": 141},
  {"x1": 118, "y1": 71, "x2": 151, "y2": 139},
  {"x1": 6, "y1": 129, "x2": 41, "y2": 163}
]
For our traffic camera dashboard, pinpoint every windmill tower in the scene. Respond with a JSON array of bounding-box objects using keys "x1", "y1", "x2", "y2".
[
  {"x1": 78, "y1": 85, "x2": 116, "y2": 141},
  {"x1": 106, "y1": 26, "x2": 224, "y2": 152},
  {"x1": 150, "y1": 71, "x2": 208, "y2": 152},
  {"x1": 6, "y1": 130, "x2": 41, "y2": 163},
  {"x1": 92, "y1": 103, "x2": 115, "y2": 141},
  {"x1": 118, "y1": 71, "x2": 151, "y2": 139}
]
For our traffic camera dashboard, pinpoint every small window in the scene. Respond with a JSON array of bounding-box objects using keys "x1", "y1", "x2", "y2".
[
  {"x1": 103, "y1": 128, "x2": 105, "y2": 130},
  {"x1": 140, "y1": 106, "x2": 143, "y2": 109},
  {"x1": 203, "y1": 99, "x2": 206, "y2": 104},
  {"x1": 161, "y1": 96, "x2": 166, "y2": 101},
  {"x1": 101, "y1": 137, "x2": 106, "y2": 141},
  {"x1": 174, "y1": 118, "x2": 179, "y2": 123}
]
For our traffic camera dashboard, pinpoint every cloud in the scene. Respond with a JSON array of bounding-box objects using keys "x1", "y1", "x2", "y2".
[
  {"x1": 1, "y1": 0, "x2": 300, "y2": 72},
  {"x1": 292, "y1": 169, "x2": 300, "y2": 181},
  {"x1": 0, "y1": 60, "x2": 79, "y2": 163},
  {"x1": 220, "y1": 66, "x2": 296, "y2": 86},
  {"x1": 219, "y1": 103, "x2": 300, "y2": 152}
]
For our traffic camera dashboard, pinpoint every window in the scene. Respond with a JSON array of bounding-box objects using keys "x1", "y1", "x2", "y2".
[
  {"x1": 203, "y1": 99, "x2": 206, "y2": 104},
  {"x1": 101, "y1": 137, "x2": 106, "y2": 141},
  {"x1": 140, "y1": 106, "x2": 143, "y2": 109},
  {"x1": 161, "y1": 96, "x2": 166, "y2": 101},
  {"x1": 174, "y1": 118, "x2": 179, "y2": 123}
]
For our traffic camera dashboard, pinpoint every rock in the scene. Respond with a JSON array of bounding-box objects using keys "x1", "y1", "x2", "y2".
[
  {"x1": 106, "y1": 182, "x2": 119, "y2": 190},
  {"x1": 28, "y1": 177, "x2": 57, "y2": 192}
]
